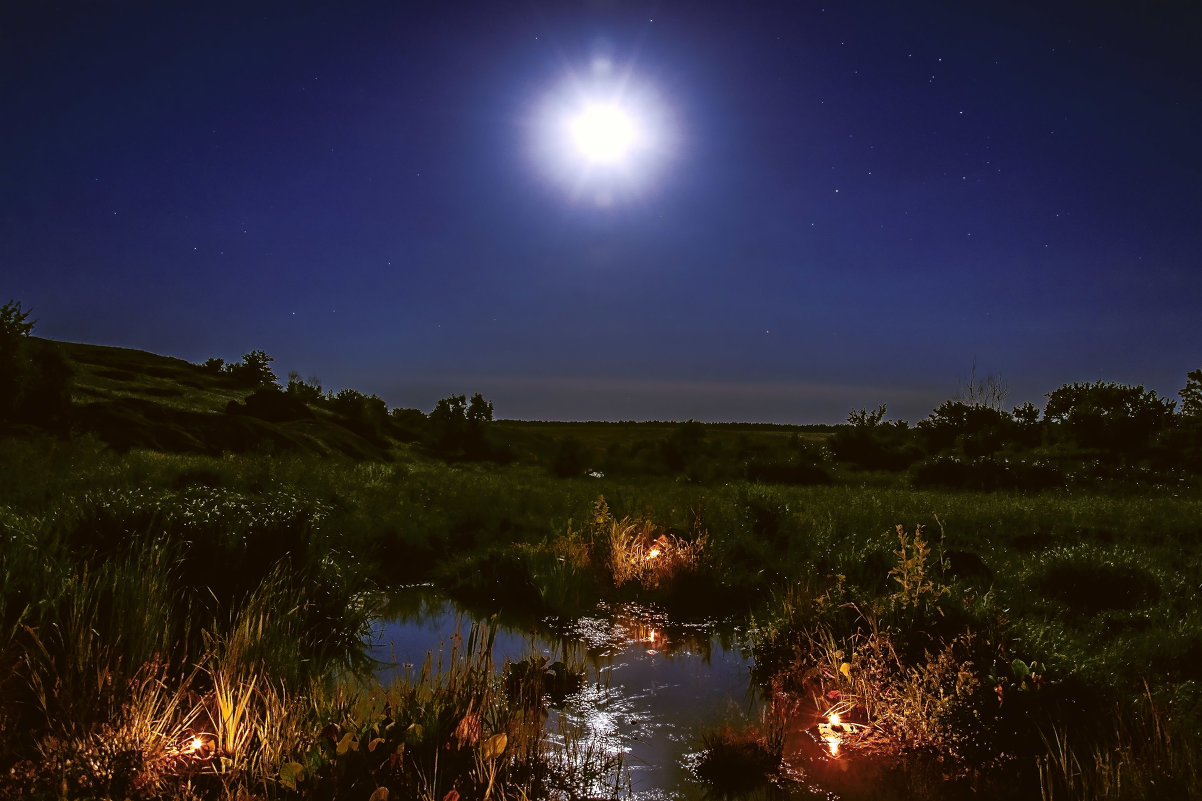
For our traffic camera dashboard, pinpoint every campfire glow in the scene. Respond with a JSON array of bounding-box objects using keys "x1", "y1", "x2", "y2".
[
  {"x1": 815, "y1": 704, "x2": 868, "y2": 758},
  {"x1": 818, "y1": 712, "x2": 844, "y2": 757},
  {"x1": 190, "y1": 736, "x2": 204, "y2": 753},
  {"x1": 645, "y1": 534, "x2": 670, "y2": 561}
]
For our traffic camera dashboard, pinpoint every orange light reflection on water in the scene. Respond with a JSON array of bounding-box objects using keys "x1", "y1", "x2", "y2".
[{"x1": 818, "y1": 712, "x2": 844, "y2": 758}]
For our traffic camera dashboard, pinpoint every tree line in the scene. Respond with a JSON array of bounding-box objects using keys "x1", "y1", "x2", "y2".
[{"x1": 3, "y1": 299, "x2": 1200, "y2": 483}]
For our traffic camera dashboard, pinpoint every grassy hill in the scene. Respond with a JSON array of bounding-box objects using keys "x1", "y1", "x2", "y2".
[
  {"x1": 53, "y1": 339, "x2": 396, "y2": 459},
  {"x1": 44, "y1": 338, "x2": 840, "y2": 472}
]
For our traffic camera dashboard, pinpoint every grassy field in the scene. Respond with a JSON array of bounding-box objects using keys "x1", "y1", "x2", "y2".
[{"x1": 1, "y1": 339, "x2": 1199, "y2": 799}]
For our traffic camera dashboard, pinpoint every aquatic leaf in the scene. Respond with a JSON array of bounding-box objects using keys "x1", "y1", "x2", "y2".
[
  {"x1": 839, "y1": 662, "x2": 852, "y2": 680},
  {"x1": 480, "y1": 732, "x2": 507, "y2": 761},
  {"x1": 368, "y1": 788, "x2": 389, "y2": 801},
  {"x1": 367, "y1": 737, "x2": 385, "y2": 753},
  {"x1": 279, "y1": 761, "x2": 305, "y2": 791},
  {"x1": 1010, "y1": 658, "x2": 1031, "y2": 682},
  {"x1": 337, "y1": 732, "x2": 359, "y2": 756}
]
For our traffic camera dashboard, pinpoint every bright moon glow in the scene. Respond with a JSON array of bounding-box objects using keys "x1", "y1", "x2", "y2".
[
  {"x1": 531, "y1": 65, "x2": 674, "y2": 205},
  {"x1": 568, "y1": 104, "x2": 638, "y2": 164}
]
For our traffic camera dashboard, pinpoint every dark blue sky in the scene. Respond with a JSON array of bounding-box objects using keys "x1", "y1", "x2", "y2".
[{"x1": 4, "y1": 1, "x2": 1200, "y2": 423}]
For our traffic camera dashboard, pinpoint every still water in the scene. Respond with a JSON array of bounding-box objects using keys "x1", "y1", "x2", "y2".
[{"x1": 367, "y1": 589, "x2": 959, "y2": 801}]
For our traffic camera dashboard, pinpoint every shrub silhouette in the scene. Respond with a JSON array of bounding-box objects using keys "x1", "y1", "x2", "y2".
[
  {"x1": 238, "y1": 387, "x2": 312, "y2": 422},
  {"x1": 427, "y1": 392, "x2": 496, "y2": 459},
  {"x1": 1181, "y1": 367, "x2": 1202, "y2": 418},
  {"x1": 327, "y1": 388, "x2": 389, "y2": 441},
  {"x1": 917, "y1": 400, "x2": 1015, "y2": 458},
  {"x1": 284, "y1": 371, "x2": 323, "y2": 403},
  {"x1": 0, "y1": 300, "x2": 73, "y2": 428},
  {"x1": 225, "y1": 349, "x2": 278, "y2": 388},
  {"x1": 1044, "y1": 381, "x2": 1175, "y2": 458},
  {"x1": 831, "y1": 405, "x2": 920, "y2": 470}
]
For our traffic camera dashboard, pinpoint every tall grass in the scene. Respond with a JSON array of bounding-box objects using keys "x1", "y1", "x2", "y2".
[
  {"x1": 2, "y1": 435, "x2": 1200, "y2": 797},
  {"x1": 1038, "y1": 688, "x2": 1200, "y2": 800}
]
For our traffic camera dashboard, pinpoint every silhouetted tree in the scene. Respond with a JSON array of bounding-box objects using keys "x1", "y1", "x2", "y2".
[
  {"x1": 327, "y1": 388, "x2": 389, "y2": 441},
  {"x1": 955, "y1": 361, "x2": 1008, "y2": 411},
  {"x1": 427, "y1": 393, "x2": 497, "y2": 458},
  {"x1": 917, "y1": 400, "x2": 1015, "y2": 458},
  {"x1": 285, "y1": 371, "x2": 323, "y2": 404},
  {"x1": 467, "y1": 392, "x2": 494, "y2": 424},
  {"x1": 1011, "y1": 401, "x2": 1043, "y2": 448},
  {"x1": 388, "y1": 406, "x2": 426, "y2": 442},
  {"x1": 1044, "y1": 381, "x2": 1175, "y2": 458},
  {"x1": 0, "y1": 300, "x2": 73, "y2": 427},
  {"x1": 0, "y1": 301, "x2": 35, "y2": 418},
  {"x1": 831, "y1": 404, "x2": 919, "y2": 470},
  {"x1": 226, "y1": 350, "x2": 278, "y2": 388},
  {"x1": 1180, "y1": 368, "x2": 1202, "y2": 418}
]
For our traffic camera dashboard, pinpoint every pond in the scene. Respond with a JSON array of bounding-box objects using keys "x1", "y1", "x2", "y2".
[{"x1": 368, "y1": 588, "x2": 980, "y2": 801}]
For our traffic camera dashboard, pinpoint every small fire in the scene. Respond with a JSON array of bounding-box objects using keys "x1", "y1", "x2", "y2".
[
  {"x1": 646, "y1": 546, "x2": 661, "y2": 560},
  {"x1": 190, "y1": 736, "x2": 205, "y2": 753}
]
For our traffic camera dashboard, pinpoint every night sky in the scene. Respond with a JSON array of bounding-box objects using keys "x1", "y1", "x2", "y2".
[{"x1": 4, "y1": 1, "x2": 1200, "y2": 423}]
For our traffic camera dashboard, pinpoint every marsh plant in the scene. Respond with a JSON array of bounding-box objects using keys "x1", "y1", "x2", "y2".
[
  {"x1": 1037, "y1": 687, "x2": 1200, "y2": 801},
  {"x1": 587, "y1": 495, "x2": 707, "y2": 592},
  {"x1": 753, "y1": 524, "x2": 1026, "y2": 767},
  {"x1": 0, "y1": 486, "x2": 378, "y2": 798}
]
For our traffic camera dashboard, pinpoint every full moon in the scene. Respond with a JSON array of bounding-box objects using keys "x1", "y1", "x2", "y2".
[
  {"x1": 530, "y1": 67, "x2": 674, "y2": 203},
  {"x1": 567, "y1": 103, "x2": 639, "y2": 164}
]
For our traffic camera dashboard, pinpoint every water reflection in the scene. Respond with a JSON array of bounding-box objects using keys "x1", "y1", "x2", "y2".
[
  {"x1": 368, "y1": 591, "x2": 978, "y2": 801},
  {"x1": 370, "y1": 591, "x2": 761, "y2": 800}
]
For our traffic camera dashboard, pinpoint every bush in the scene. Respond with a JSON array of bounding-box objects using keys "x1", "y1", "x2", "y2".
[
  {"x1": 917, "y1": 400, "x2": 1016, "y2": 458},
  {"x1": 284, "y1": 371, "x2": 323, "y2": 404},
  {"x1": 0, "y1": 301, "x2": 73, "y2": 428},
  {"x1": 1044, "y1": 381, "x2": 1175, "y2": 458},
  {"x1": 225, "y1": 350, "x2": 278, "y2": 388},
  {"x1": 236, "y1": 387, "x2": 312, "y2": 422},
  {"x1": 327, "y1": 388, "x2": 389, "y2": 441},
  {"x1": 831, "y1": 405, "x2": 921, "y2": 470},
  {"x1": 426, "y1": 393, "x2": 498, "y2": 460}
]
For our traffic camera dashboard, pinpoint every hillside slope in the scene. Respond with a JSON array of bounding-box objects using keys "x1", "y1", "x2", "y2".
[{"x1": 52, "y1": 339, "x2": 395, "y2": 459}]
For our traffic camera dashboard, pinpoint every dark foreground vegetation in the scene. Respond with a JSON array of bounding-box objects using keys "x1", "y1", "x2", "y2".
[{"x1": 2, "y1": 301, "x2": 1201, "y2": 799}]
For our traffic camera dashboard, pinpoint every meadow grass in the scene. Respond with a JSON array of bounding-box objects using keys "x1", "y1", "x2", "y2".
[{"x1": 2, "y1": 434, "x2": 1199, "y2": 798}]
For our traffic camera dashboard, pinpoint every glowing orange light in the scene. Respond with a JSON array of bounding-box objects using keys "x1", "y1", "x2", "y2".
[
  {"x1": 190, "y1": 736, "x2": 204, "y2": 753},
  {"x1": 647, "y1": 546, "x2": 661, "y2": 560},
  {"x1": 818, "y1": 712, "x2": 845, "y2": 758}
]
